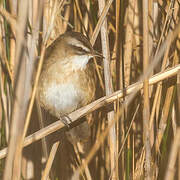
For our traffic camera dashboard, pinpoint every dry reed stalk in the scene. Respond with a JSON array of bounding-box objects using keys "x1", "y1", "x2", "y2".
[
  {"x1": 0, "y1": 38, "x2": 12, "y2": 82},
  {"x1": 90, "y1": 0, "x2": 113, "y2": 46},
  {"x1": 143, "y1": 0, "x2": 151, "y2": 179},
  {"x1": 0, "y1": 62, "x2": 10, "y2": 142},
  {"x1": 134, "y1": 148, "x2": 145, "y2": 179},
  {"x1": 83, "y1": 1, "x2": 90, "y2": 34},
  {"x1": 148, "y1": 0, "x2": 154, "y2": 149},
  {"x1": 0, "y1": 96, "x2": 2, "y2": 142},
  {"x1": 73, "y1": 145, "x2": 92, "y2": 180},
  {"x1": 21, "y1": 0, "x2": 44, "y2": 178},
  {"x1": 179, "y1": 147, "x2": 180, "y2": 180},
  {"x1": 153, "y1": 1, "x2": 159, "y2": 39},
  {"x1": 177, "y1": 70, "x2": 180, "y2": 122},
  {"x1": 132, "y1": 131, "x2": 135, "y2": 179},
  {"x1": 115, "y1": 0, "x2": 124, "y2": 178},
  {"x1": 123, "y1": 0, "x2": 134, "y2": 87},
  {"x1": 73, "y1": 2, "x2": 79, "y2": 32},
  {"x1": 41, "y1": 141, "x2": 60, "y2": 180},
  {"x1": 74, "y1": 0, "x2": 85, "y2": 34},
  {"x1": 112, "y1": 104, "x2": 140, "y2": 175},
  {"x1": 154, "y1": 0, "x2": 179, "y2": 152},
  {"x1": 0, "y1": 6, "x2": 17, "y2": 36},
  {"x1": 164, "y1": 128, "x2": 180, "y2": 180},
  {"x1": 152, "y1": 0, "x2": 175, "y2": 123},
  {"x1": 123, "y1": 1, "x2": 136, "y2": 179},
  {"x1": 171, "y1": 104, "x2": 177, "y2": 137},
  {"x1": 19, "y1": 1, "x2": 44, "y2": 178},
  {"x1": 88, "y1": 0, "x2": 110, "y2": 93},
  {"x1": 133, "y1": 0, "x2": 141, "y2": 68},
  {"x1": 61, "y1": 2, "x2": 71, "y2": 33},
  {"x1": 8, "y1": 0, "x2": 17, "y2": 83},
  {"x1": 0, "y1": 18, "x2": 11, "y2": 143},
  {"x1": 109, "y1": 103, "x2": 140, "y2": 180},
  {"x1": 53, "y1": 0, "x2": 68, "y2": 36},
  {"x1": 98, "y1": 0, "x2": 117, "y2": 179},
  {"x1": 89, "y1": 0, "x2": 114, "y2": 91},
  {"x1": 155, "y1": 85, "x2": 175, "y2": 152},
  {"x1": 149, "y1": 30, "x2": 172, "y2": 147},
  {"x1": 114, "y1": 99, "x2": 120, "y2": 179},
  {"x1": 0, "y1": 7, "x2": 13, "y2": 83},
  {"x1": 153, "y1": 1, "x2": 174, "y2": 59},
  {"x1": 0, "y1": 68, "x2": 5, "y2": 143},
  {"x1": 35, "y1": 100, "x2": 49, "y2": 162},
  {"x1": 148, "y1": 0, "x2": 154, "y2": 58},
  {"x1": 3, "y1": 1, "x2": 29, "y2": 179},
  {"x1": 1, "y1": 1, "x2": 44, "y2": 179}
]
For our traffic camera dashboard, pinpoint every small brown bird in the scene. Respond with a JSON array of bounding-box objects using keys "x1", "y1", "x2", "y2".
[{"x1": 37, "y1": 31, "x2": 100, "y2": 145}]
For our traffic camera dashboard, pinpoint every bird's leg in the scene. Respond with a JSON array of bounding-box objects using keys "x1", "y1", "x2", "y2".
[{"x1": 59, "y1": 114, "x2": 72, "y2": 128}]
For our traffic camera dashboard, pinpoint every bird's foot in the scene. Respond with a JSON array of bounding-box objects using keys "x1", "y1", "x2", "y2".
[{"x1": 59, "y1": 114, "x2": 72, "y2": 128}]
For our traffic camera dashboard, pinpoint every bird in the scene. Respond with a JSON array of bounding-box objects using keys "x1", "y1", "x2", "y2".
[{"x1": 37, "y1": 31, "x2": 101, "y2": 147}]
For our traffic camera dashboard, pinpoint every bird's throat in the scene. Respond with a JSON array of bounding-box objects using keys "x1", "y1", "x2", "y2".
[{"x1": 62, "y1": 55, "x2": 92, "y2": 71}]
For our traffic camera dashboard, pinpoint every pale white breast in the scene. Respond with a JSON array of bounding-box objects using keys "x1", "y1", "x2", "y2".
[{"x1": 43, "y1": 82, "x2": 83, "y2": 115}]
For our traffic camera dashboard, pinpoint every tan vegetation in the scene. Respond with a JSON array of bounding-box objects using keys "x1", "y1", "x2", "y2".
[{"x1": 0, "y1": 0, "x2": 180, "y2": 179}]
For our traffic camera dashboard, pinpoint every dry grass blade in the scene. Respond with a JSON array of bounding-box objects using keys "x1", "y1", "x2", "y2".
[
  {"x1": 0, "y1": 6, "x2": 17, "y2": 35},
  {"x1": 164, "y1": 128, "x2": 180, "y2": 180},
  {"x1": 36, "y1": 100, "x2": 49, "y2": 162},
  {"x1": 41, "y1": 141, "x2": 60, "y2": 180},
  {"x1": 155, "y1": 85, "x2": 175, "y2": 152},
  {"x1": 0, "y1": 37, "x2": 12, "y2": 82},
  {"x1": 0, "y1": 70, "x2": 10, "y2": 142},
  {"x1": 90, "y1": 0, "x2": 113, "y2": 46},
  {"x1": 123, "y1": 0, "x2": 135, "y2": 87},
  {"x1": 177, "y1": 70, "x2": 180, "y2": 120},
  {"x1": 109, "y1": 104, "x2": 140, "y2": 180}
]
